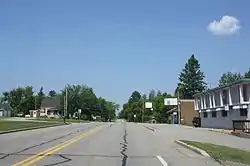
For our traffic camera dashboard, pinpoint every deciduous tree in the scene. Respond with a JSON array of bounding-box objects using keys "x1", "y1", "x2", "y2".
[{"x1": 218, "y1": 72, "x2": 242, "y2": 87}]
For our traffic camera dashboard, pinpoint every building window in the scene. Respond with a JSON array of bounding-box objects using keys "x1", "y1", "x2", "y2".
[
  {"x1": 221, "y1": 110, "x2": 228, "y2": 117},
  {"x1": 211, "y1": 94, "x2": 214, "y2": 107},
  {"x1": 230, "y1": 86, "x2": 240, "y2": 105},
  {"x1": 205, "y1": 95, "x2": 210, "y2": 108},
  {"x1": 214, "y1": 91, "x2": 221, "y2": 106},
  {"x1": 203, "y1": 112, "x2": 208, "y2": 118},
  {"x1": 222, "y1": 89, "x2": 229, "y2": 105},
  {"x1": 201, "y1": 96, "x2": 205, "y2": 109},
  {"x1": 197, "y1": 98, "x2": 201, "y2": 109},
  {"x1": 212, "y1": 111, "x2": 217, "y2": 118},
  {"x1": 240, "y1": 109, "x2": 248, "y2": 116},
  {"x1": 243, "y1": 84, "x2": 249, "y2": 102}
]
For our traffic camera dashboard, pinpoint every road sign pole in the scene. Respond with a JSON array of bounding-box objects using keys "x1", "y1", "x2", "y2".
[
  {"x1": 142, "y1": 99, "x2": 144, "y2": 123},
  {"x1": 177, "y1": 91, "x2": 181, "y2": 124},
  {"x1": 78, "y1": 109, "x2": 81, "y2": 121},
  {"x1": 63, "y1": 88, "x2": 68, "y2": 124}
]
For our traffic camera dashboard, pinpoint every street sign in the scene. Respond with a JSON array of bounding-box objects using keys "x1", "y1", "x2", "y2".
[
  {"x1": 145, "y1": 102, "x2": 152, "y2": 108},
  {"x1": 78, "y1": 109, "x2": 82, "y2": 114},
  {"x1": 164, "y1": 98, "x2": 178, "y2": 106}
]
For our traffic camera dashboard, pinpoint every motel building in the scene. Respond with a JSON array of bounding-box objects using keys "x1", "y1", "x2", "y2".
[{"x1": 194, "y1": 79, "x2": 250, "y2": 129}]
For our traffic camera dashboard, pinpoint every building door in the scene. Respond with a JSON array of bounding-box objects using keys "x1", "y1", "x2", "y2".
[{"x1": 0, "y1": 111, "x2": 3, "y2": 117}]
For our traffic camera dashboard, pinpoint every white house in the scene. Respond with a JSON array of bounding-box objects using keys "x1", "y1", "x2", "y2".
[
  {"x1": 30, "y1": 97, "x2": 62, "y2": 118},
  {"x1": 194, "y1": 79, "x2": 250, "y2": 129}
]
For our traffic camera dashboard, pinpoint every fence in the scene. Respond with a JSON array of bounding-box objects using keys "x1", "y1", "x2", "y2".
[{"x1": 233, "y1": 120, "x2": 250, "y2": 133}]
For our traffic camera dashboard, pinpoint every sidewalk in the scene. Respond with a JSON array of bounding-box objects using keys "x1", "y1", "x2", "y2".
[
  {"x1": 210, "y1": 128, "x2": 250, "y2": 139},
  {"x1": 178, "y1": 124, "x2": 250, "y2": 139},
  {"x1": 210, "y1": 128, "x2": 233, "y2": 134}
]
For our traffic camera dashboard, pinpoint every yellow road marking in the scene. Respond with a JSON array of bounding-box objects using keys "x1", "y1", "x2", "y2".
[
  {"x1": 12, "y1": 126, "x2": 102, "y2": 166},
  {"x1": 12, "y1": 137, "x2": 76, "y2": 166}
]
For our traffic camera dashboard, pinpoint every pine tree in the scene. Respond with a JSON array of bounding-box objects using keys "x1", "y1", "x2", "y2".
[{"x1": 178, "y1": 54, "x2": 206, "y2": 99}]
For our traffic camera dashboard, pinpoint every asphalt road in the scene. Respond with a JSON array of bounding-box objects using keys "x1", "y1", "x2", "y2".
[{"x1": 0, "y1": 121, "x2": 249, "y2": 166}]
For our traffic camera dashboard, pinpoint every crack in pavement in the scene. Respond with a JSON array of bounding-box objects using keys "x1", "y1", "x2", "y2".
[
  {"x1": 120, "y1": 123, "x2": 128, "y2": 166},
  {"x1": 0, "y1": 153, "x2": 158, "y2": 158},
  {"x1": 143, "y1": 126, "x2": 156, "y2": 132},
  {"x1": 0, "y1": 124, "x2": 101, "y2": 160},
  {"x1": 44, "y1": 154, "x2": 72, "y2": 166},
  {"x1": 0, "y1": 153, "x2": 159, "y2": 158}
]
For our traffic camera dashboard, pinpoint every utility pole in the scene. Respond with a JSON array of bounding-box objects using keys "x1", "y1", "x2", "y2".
[
  {"x1": 35, "y1": 97, "x2": 36, "y2": 110},
  {"x1": 64, "y1": 88, "x2": 68, "y2": 123},
  {"x1": 177, "y1": 90, "x2": 181, "y2": 124},
  {"x1": 142, "y1": 99, "x2": 144, "y2": 123}
]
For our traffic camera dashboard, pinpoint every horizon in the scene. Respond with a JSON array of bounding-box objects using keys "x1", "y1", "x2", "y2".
[{"x1": 1, "y1": 0, "x2": 250, "y2": 107}]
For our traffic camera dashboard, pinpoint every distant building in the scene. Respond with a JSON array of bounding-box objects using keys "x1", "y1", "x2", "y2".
[
  {"x1": 0, "y1": 103, "x2": 12, "y2": 117},
  {"x1": 167, "y1": 99, "x2": 198, "y2": 126},
  {"x1": 30, "y1": 97, "x2": 63, "y2": 118},
  {"x1": 194, "y1": 79, "x2": 250, "y2": 129}
]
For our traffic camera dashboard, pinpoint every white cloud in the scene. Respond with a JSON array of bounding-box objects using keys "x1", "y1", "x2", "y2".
[{"x1": 207, "y1": 15, "x2": 241, "y2": 36}]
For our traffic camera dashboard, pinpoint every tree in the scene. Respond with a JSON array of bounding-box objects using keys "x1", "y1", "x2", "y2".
[
  {"x1": 36, "y1": 86, "x2": 45, "y2": 109},
  {"x1": 177, "y1": 54, "x2": 206, "y2": 99},
  {"x1": 129, "y1": 91, "x2": 141, "y2": 103},
  {"x1": 1, "y1": 86, "x2": 35, "y2": 116},
  {"x1": 218, "y1": 72, "x2": 242, "y2": 87},
  {"x1": 1, "y1": 84, "x2": 118, "y2": 120},
  {"x1": 244, "y1": 69, "x2": 250, "y2": 78},
  {"x1": 58, "y1": 84, "x2": 118, "y2": 121},
  {"x1": 148, "y1": 90, "x2": 156, "y2": 101},
  {"x1": 119, "y1": 90, "x2": 174, "y2": 123},
  {"x1": 48, "y1": 90, "x2": 57, "y2": 97}
]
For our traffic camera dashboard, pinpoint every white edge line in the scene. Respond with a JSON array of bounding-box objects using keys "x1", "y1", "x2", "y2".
[{"x1": 156, "y1": 155, "x2": 168, "y2": 166}]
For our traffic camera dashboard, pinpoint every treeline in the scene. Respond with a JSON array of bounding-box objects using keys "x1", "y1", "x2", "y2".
[
  {"x1": 119, "y1": 90, "x2": 174, "y2": 123},
  {"x1": 218, "y1": 70, "x2": 250, "y2": 87},
  {"x1": 0, "y1": 84, "x2": 119, "y2": 121}
]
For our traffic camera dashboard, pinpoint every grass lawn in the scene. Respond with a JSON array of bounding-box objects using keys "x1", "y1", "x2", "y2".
[
  {"x1": 181, "y1": 140, "x2": 250, "y2": 165},
  {"x1": 0, "y1": 120, "x2": 61, "y2": 132},
  {"x1": 30, "y1": 118, "x2": 87, "y2": 123}
]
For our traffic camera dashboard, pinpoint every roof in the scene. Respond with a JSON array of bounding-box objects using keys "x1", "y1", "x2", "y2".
[
  {"x1": 180, "y1": 99, "x2": 194, "y2": 102},
  {"x1": 0, "y1": 103, "x2": 12, "y2": 111},
  {"x1": 194, "y1": 78, "x2": 250, "y2": 97},
  {"x1": 167, "y1": 107, "x2": 177, "y2": 113},
  {"x1": 40, "y1": 97, "x2": 60, "y2": 109}
]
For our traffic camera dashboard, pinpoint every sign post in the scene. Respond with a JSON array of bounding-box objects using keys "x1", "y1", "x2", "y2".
[
  {"x1": 134, "y1": 114, "x2": 136, "y2": 122},
  {"x1": 78, "y1": 109, "x2": 81, "y2": 121},
  {"x1": 164, "y1": 97, "x2": 180, "y2": 124}
]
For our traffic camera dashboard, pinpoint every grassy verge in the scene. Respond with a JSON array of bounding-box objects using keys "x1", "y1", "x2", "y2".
[
  {"x1": 181, "y1": 140, "x2": 250, "y2": 165},
  {"x1": 29, "y1": 118, "x2": 88, "y2": 123},
  {"x1": 0, "y1": 120, "x2": 62, "y2": 132}
]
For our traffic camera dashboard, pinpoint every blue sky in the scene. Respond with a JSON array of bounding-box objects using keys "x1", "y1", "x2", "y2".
[{"x1": 0, "y1": 0, "x2": 250, "y2": 106}]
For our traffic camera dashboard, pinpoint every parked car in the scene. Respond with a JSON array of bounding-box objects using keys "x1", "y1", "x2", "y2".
[{"x1": 192, "y1": 117, "x2": 201, "y2": 127}]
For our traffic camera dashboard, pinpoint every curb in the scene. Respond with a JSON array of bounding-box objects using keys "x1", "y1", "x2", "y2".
[
  {"x1": 174, "y1": 140, "x2": 210, "y2": 157},
  {"x1": 231, "y1": 131, "x2": 250, "y2": 139},
  {"x1": 209, "y1": 129, "x2": 250, "y2": 139},
  {"x1": 209, "y1": 129, "x2": 232, "y2": 135},
  {"x1": 0, "y1": 123, "x2": 68, "y2": 135}
]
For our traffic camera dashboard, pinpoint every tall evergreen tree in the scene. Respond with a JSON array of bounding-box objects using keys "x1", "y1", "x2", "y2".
[{"x1": 177, "y1": 54, "x2": 206, "y2": 99}]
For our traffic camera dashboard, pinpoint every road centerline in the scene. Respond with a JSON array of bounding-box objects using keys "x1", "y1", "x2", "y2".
[{"x1": 11, "y1": 125, "x2": 103, "y2": 166}]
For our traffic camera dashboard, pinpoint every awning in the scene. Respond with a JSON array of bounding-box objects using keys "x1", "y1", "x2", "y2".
[{"x1": 167, "y1": 107, "x2": 177, "y2": 113}]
